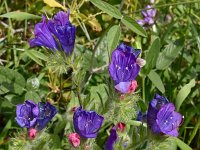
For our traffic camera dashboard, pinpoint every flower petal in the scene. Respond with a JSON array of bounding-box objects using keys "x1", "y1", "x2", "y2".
[
  {"x1": 73, "y1": 107, "x2": 104, "y2": 138},
  {"x1": 29, "y1": 16, "x2": 58, "y2": 50}
]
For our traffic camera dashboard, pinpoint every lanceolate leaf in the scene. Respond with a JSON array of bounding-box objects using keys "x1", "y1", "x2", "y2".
[
  {"x1": 121, "y1": 15, "x2": 147, "y2": 37},
  {"x1": 0, "y1": 120, "x2": 11, "y2": 145},
  {"x1": 156, "y1": 39, "x2": 184, "y2": 70},
  {"x1": 143, "y1": 37, "x2": 160, "y2": 74},
  {"x1": 25, "y1": 50, "x2": 48, "y2": 66},
  {"x1": 176, "y1": 79, "x2": 195, "y2": 111},
  {"x1": 170, "y1": 137, "x2": 192, "y2": 150},
  {"x1": 0, "y1": 12, "x2": 41, "y2": 20},
  {"x1": 89, "y1": 0, "x2": 122, "y2": 19},
  {"x1": 107, "y1": 25, "x2": 121, "y2": 53},
  {"x1": 147, "y1": 70, "x2": 165, "y2": 93}
]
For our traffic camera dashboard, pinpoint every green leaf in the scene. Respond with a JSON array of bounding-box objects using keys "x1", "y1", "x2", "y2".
[
  {"x1": 0, "y1": 119, "x2": 12, "y2": 145},
  {"x1": 148, "y1": 70, "x2": 165, "y2": 93},
  {"x1": 5, "y1": 94, "x2": 24, "y2": 105},
  {"x1": 25, "y1": 49, "x2": 47, "y2": 66},
  {"x1": 170, "y1": 137, "x2": 192, "y2": 150},
  {"x1": 25, "y1": 91, "x2": 41, "y2": 103},
  {"x1": 187, "y1": 115, "x2": 200, "y2": 145},
  {"x1": 156, "y1": 39, "x2": 184, "y2": 70},
  {"x1": 121, "y1": 15, "x2": 147, "y2": 37},
  {"x1": 30, "y1": 50, "x2": 48, "y2": 61},
  {"x1": 0, "y1": 67, "x2": 25, "y2": 95},
  {"x1": 107, "y1": 25, "x2": 121, "y2": 53},
  {"x1": 175, "y1": 79, "x2": 195, "y2": 111},
  {"x1": 189, "y1": 18, "x2": 200, "y2": 54},
  {"x1": 89, "y1": 0, "x2": 122, "y2": 19},
  {"x1": 143, "y1": 37, "x2": 160, "y2": 74},
  {"x1": 0, "y1": 11, "x2": 41, "y2": 20},
  {"x1": 89, "y1": 84, "x2": 108, "y2": 111}
]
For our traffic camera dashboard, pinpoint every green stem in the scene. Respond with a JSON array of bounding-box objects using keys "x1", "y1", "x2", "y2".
[
  {"x1": 25, "y1": 0, "x2": 27, "y2": 36},
  {"x1": 135, "y1": 0, "x2": 200, "y2": 13},
  {"x1": 77, "y1": 86, "x2": 82, "y2": 106},
  {"x1": 119, "y1": 0, "x2": 125, "y2": 11},
  {"x1": 4, "y1": 0, "x2": 13, "y2": 42},
  {"x1": 142, "y1": 76, "x2": 146, "y2": 101},
  {"x1": 187, "y1": 116, "x2": 200, "y2": 145},
  {"x1": 134, "y1": 0, "x2": 138, "y2": 14},
  {"x1": 89, "y1": 23, "x2": 114, "y2": 73}
]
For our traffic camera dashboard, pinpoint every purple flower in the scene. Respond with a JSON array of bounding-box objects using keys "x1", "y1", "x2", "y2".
[
  {"x1": 47, "y1": 11, "x2": 76, "y2": 54},
  {"x1": 156, "y1": 103, "x2": 183, "y2": 137},
  {"x1": 108, "y1": 43, "x2": 141, "y2": 93},
  {"x1": 137, "y1": 5, "x2": 156, "y2": 26},
  {"x1": 73, "y1": 107, "x2": 104, "y2": 138},
  {"x1": 106, "y1": 127, "x2": 118, "y2": 150},
  {"x1": 15, "y1": 100, "x2": 39, "y2": 128},
  {"x1": 29, "y1": 16, "x2": 58, "y2": 50},
  {"x1": 29, "y1": 11, "x2": 76, "y2": 54},
  {"x1": 37, "y1": 102, "x2": 57, "y2": 131},
  {"x1": 142, "y1": 5, "x2": 156, "y2": 19},
  {"x1": 147, "y1": 94, "x2": 183, "y2": 137}
]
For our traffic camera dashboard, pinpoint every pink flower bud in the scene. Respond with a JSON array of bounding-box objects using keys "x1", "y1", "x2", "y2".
[
  {"x1": 128, "y1": 80, "x2": 138, "y2": 93},
  {"x1": 117, "y1": 122, "x2": 126, "y2": 132},
  {"x1": 68, "y1": 133, "x2": 81, "y2": 147},
  {"x1": 28, "y1": 128, "x2": 37, "y2": 140},
  {"x1": 136, "y1": 58, "x2": 146, "y2": 68}
]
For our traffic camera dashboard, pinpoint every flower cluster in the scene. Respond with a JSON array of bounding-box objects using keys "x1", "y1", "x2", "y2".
[
  {"x1": 137, "y1": 5, "x2": 156, "y2": 27},
  {"x1": 29, "y1": 11, "x2": 76, "y2": 55},
  {"x1": 25, "y1": 10, "x2": 184, "y2": 149},
  {"x1": 15, "y1": 100, "x2": 57, "y2": 131},
  {"x1": 147, "y1": 94, "x2": 183, "y2": 137},
  {"x1": 109, "y1": 43, "x2": 145, "y2": 94}
]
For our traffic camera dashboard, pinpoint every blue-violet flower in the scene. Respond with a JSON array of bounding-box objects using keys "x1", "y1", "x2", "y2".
[
  {"x1": 137, "y1": 5, "x2": 156, "y2": 26},
  {"x1": 147, "y1": 94, "x2": 183, "y2": 137},
  {"x1": 109, "y1": 43, "x2": 141, "y2": 94},
  {"x1": 47, "y1": 11, "x2": 76, "y2": 54},
  {"x1": 106, "y1": 127, "x2": 118, "y2": 150},
  {"x1": 29, "y1": 11, "x2": 76, "y2": 55},
  {"x1": 29, "y1": 16, "x2": 58, "y2": 50},
  {"x1": 15, "y1": 100, "x2": 39, "y2": 128},
  {"x1": 73, "y1": 106, "x2": 104, "y2": 138},
  {"x1": 37, "y1": 102, "x2": 57, "y2": 131}
]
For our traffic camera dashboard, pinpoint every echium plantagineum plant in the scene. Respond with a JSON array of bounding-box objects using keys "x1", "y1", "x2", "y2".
[{"x1": 13, "y1": 5, "x2": 185, "y2": 149}]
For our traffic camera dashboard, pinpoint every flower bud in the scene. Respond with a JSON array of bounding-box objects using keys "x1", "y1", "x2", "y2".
[
  {"x1": 28, "y1": 128, "x2": 37, "y2": 140},
  {"x1": 68, "y1": 133, "x2": 81, "y2": 147},
  {"x1": 117, "y1": 122, "x2": 126, "y2": 132},
  {"x1": 128, "y1": 80, "x2": 138, "y2": 93}
]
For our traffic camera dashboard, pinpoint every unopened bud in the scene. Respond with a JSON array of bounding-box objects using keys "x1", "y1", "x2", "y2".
[
  {"x1": 128, "y1": 80, "x2": 138, "y2": 93},
  {"x1": 28, "y1": 128, "x2": 37, "y2": 140},
  {"x1": 117, "y1": 122, "x2": 126, "y2": 132},
  {"x1": 68, "y1": 133, "x2": 80, "y2": 147}
]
